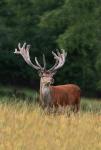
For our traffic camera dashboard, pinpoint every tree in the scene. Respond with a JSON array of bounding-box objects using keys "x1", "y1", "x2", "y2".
[{"x1": 0, "y1": 0, "x2": 101, "y2": 96}]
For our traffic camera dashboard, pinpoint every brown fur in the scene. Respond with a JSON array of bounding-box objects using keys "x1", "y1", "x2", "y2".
[{"x1": 50, "y1": 84, "x2": 81, "y2": 112}]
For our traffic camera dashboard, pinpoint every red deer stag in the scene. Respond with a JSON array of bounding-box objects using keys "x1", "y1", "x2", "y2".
[{"x1": 14, "y1": 43, "x2": 81, "y2": 112}]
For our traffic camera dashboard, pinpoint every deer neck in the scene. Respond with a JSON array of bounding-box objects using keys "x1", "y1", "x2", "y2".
[{"x1": 40, "y1": 80, "x2": 52, "y2": 106}]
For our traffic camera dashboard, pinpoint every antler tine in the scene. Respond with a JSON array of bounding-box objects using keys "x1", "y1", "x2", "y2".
[
  {"x1": 26, "y1": 44, "x2": 30, "y2": 52},
  {"x1": 54, "y1": 49, "x2": 67, "y2": 70},
  {"x1": 35, "y1": 57, "x2": 43, "y2": 70},
  {"x1": 56, "y1": 49, "x2": 62, "y2": 58},
  {"x1": 22, "y1": 42, "x2": 26, "y2": 49},
  {"x1": 14, "y1": 42, "x2": 22, "y2": 54},
  {"x1": 18, "y1": 43, "x2": 21, "y2": 49},
  {"x1": 61, "y1": 49, "x2": 67, "y2": 57},
  {"x1": 14, "y1": 48, "x2": 20, "y2": 54},
  {"x1": 52, "y1": 51, "x2": 59, "y2": 59},
  {"x1": 47, "y1": 51, "x2": 59, "y2": 72},
  {"x1": 48, "y1": 50, "x2": 60, "y2": 72},
  {"x1": 43, "y1": 54, "x2": 46, "y2": 70},
  {"x1": 48, "y1": 59, "x2": 59, "y2": 72},
  {"x1": 48, "y1": 49, "x2": 67, "y2": 72},
  {"x1": 14, "y1": 42, "x2": 42, "y2": 70}
]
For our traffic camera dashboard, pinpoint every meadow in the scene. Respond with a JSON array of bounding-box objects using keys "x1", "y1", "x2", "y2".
[{"x1": 0, "y1": 86, "x2": 101, "y2": 150}]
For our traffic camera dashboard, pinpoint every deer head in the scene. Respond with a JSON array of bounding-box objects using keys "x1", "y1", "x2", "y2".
[{"x1": 14, "y1": 43, "x2": 67, "y2": 86}]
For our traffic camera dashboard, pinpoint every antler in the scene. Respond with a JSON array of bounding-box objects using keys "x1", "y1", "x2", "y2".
[
  {"x1": 14, "y1": 43, "x2": 66, "y2": 73},
  {"x1": 48, "y1": 49, "x2": 67, "y2": 72},
  {"x1": 14, "y1": 43, "x2": 45, "y2": 71}
]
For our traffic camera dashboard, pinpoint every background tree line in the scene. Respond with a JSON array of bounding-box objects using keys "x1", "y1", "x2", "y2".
[{"x1": 0, "y1": 0, "x2": 101, "y2": 97}]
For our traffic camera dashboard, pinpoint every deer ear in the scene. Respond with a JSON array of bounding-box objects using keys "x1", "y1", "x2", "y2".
[{"x1": 38, "y1": 70, "x2": 43, "y2": 77}]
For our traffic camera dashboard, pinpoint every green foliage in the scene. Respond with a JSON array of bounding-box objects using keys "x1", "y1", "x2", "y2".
[
  {"x1": 81, "y1": 98, "x2": 101, "y2": 113},
  {"x1": 0, "y1": 0, "x2": 101, "y2": 96},
  {"x1": 57, "y1": 0, "x2": 101, "y2": 95},
  {"x1": 0, "y1": 85, "x2": 38, "y2": 103}
]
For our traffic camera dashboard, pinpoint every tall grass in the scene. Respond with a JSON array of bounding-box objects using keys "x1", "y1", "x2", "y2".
[
  {"x1": 0, "y1": 96, "x2": 101, "y2": 150},
  {"x1": 0, "y1": 86, "x2": 101, "y2": 150}
]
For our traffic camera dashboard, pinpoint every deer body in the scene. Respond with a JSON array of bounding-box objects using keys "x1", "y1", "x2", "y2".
[
  {"x1": 40, "y1": 82, "x2": 80, "y2": 111},
  {"x1": 52, "y1": 84, "x2": 80, "y2": 107},
  {"x1": 14, "y1": 43, "x2": 81, "y2": 112}
]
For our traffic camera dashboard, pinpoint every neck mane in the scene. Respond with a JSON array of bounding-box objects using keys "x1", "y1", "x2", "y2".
[{"x1": 40, "y1": 80, "x2": 52, "y2": 107}]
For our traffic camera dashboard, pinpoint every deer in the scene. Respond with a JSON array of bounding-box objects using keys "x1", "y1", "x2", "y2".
[{"x1": 14, "y1": 43, "x2": 81, "y2": 112}]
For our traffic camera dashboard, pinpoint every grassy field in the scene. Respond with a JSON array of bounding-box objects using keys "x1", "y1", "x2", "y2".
[{"x1": 0, "y1": 86, "x2": 101, "y2": 150}]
